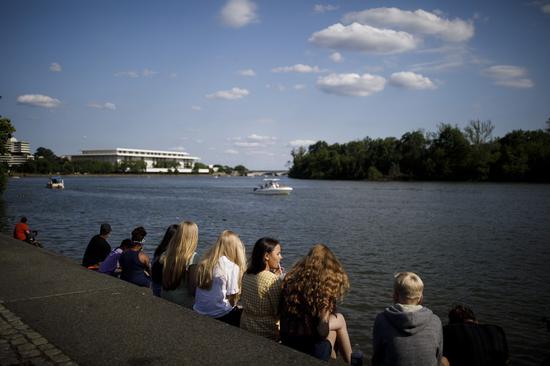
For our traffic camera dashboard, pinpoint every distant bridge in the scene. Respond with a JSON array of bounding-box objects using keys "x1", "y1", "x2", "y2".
[{"x1": 246, "y1": 170, "x2": 288, "y2": 177}]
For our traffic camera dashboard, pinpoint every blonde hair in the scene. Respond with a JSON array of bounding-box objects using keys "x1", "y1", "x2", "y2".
[
  {"x1": 162, "y1": 221, "x2": 199, "y2": 291},
  {"x1": 394, "y1": 272, "x2": 424, "y2": 303},
  {"x1": 282, "y1": 244, "x2": 349, "y2": 317},
  {"x1": 196, "y1": 230, "x2": 246, "y2": 290}
]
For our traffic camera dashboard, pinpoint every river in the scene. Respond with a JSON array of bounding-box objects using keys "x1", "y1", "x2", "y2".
[{"x1": 2, "y1": 176, "x2": 550, "y2": 365}]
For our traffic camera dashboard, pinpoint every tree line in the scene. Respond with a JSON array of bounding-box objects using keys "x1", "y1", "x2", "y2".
[{"x1": 289, "y1": 120, "x2": 550, "y2": 182}]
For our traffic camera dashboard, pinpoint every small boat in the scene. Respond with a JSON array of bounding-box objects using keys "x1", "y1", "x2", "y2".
[
  {"x1": 47, "y1": 176, "x2": 64, "y2": 189},
  {"x1": 253, "y1": 179, "x2": 293, "y2": 195}
]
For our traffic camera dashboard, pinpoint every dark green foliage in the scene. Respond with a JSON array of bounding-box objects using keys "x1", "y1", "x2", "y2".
[
  {"x1": 233, "y1": 165, "x2": 248, "y2": 176},
  {"x1": 289, "y1": 123, "x2": 550, "y2": 182},
  {"x1": 0, "y1": 117, "x2": 16, "y2": 194}
]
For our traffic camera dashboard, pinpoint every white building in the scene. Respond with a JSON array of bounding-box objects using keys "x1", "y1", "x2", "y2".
[
  {"x1": 0, "y1": 137, "x2": 33, "y2": 166},
  {"x1": 70, "y1": 148, "x2": 199, "y2": 173}
]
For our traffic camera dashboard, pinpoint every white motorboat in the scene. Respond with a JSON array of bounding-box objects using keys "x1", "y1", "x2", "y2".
[
  {"x1": 253, "y1": 179, "x2": 293, "y2": 195},
  {"x1": 47, "y1": 176, "x2": 64, "y2": 189}
]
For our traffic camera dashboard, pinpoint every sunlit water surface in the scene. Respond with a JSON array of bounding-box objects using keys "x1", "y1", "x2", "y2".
[{"x1": 2, "y1": 176, "x2": 550, "y2": 365}]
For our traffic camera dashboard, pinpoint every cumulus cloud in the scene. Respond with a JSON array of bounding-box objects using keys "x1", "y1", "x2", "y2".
[
  {"x1": 220, "y1": 0, "x2": 258, "y2": 28},
  {"x1": 191, "y1": 105, "x2": 202, "y2": 111},
  {"x1": 294, "y1": 84, "x2": 306, "y2": 90},
  {"x1": 330, "y1": 52, "x2": 343, "y2": 63},
  {"x1": 206, "y1": 87, "x2": 250, "y2": 100},
  {"x1": 225, "y1": 149, "x2": 239, "y2": 155},
  {"x1": 248, "y1": 134, "x2": 277, "y2": 142},
  {"x1": 17, "y1": 94, "x2": 61, "y2": 108},
  {"x1": 238, "y1": 69, "x2": 256, "y2": 76},
  {"x1": 313, "y1": 4, "x2": 339, "y2": 13},
  {"x1": 114, "y1": 71, "x2": 140, "y2": 78},
  {"x1": 317, "y1": 73, "x2": 386, "y2": 96},
  {"x1": 289, "y1": 139, "x2": 316, "y2": 147},
  {"x1": 88, "y1": 102, "x2": 117, "y2": 110},
  {"x1": 481, "y1": 65, "x2": 534, "y2": 89},
  {"x1": 342, "y1": 7, "x2": 474, "y2": 42},
  {"x1": 309, "y1": 23, "x2": 419, "y2": 54},
  {"x1": 542, "y1": 4, "x2": 550, "y2": 13},
  {"x1": 231, "y1": 134, "x2": 277, "y2": 149},
  {"x1": 114, "y1": 69, "x2": 158, "y2": 78},
  {"x1": 49, "y1": 62, "x2": 62, "y2": 72},
  {"x1": 389, "y1": 71, "x2": 437, "y2": 90},
  {"x1": 272, "y1": 64, "x2": 322, "y2": 73}
]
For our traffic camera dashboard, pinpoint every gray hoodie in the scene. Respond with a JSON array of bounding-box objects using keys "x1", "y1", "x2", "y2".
[{"x1": 372, "y1": 304, "x2": 443, "y2": 366}]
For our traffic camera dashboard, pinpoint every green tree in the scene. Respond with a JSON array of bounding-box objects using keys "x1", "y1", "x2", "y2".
[
  {"x1": 234, "y1": 164, "x2": 248, "y2": 176},
  {"x1": 429, "y1": 124, "x2": 471, "y2": 180},
  {"x1": 0, "y1": 117, "x2": 16, "y2": 194}
]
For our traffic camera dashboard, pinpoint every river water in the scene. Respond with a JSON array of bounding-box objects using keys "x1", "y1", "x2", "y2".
[{"x1": 2, "y1": 176, "x2": 550, "y2": 365}]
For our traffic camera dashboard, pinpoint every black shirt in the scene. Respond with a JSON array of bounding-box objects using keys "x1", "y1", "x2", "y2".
[{"x1": 82, "y1": 234, "x2": 111, "y2": 267}]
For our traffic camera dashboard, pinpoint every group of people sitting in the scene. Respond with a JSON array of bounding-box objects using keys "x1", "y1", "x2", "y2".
[{"x1": 81, "y1": 221, "x2": 509, "y2": 365}]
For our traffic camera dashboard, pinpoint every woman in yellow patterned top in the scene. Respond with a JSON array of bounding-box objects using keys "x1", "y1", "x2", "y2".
[{"x1": 240, "y1": 237, "x2": 284, "y2": 340}]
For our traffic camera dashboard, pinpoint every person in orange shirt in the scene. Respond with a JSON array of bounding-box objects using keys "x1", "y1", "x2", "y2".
[{"x1": 13, "y1": 216, "x2": 30, "y2": 241}]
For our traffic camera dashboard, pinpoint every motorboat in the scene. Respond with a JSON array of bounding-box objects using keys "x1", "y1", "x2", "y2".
[
  {"x1": 253, "y1": 179, "x2": 293, "y2": 195},
  {"x1": 47, "y1": 176, "x2": 64, "y2": 189}
]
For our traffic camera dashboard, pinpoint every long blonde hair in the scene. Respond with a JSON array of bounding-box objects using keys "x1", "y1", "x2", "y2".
[
  {"x1": 196, "y1": 230, "x2": 246, "y2": 290},
  {"x1": 162, "y1": 221, "x2": 199, "y2": 291},
  {"x1": 282, "y1": 244, "x2": 349, "y2": 317}
]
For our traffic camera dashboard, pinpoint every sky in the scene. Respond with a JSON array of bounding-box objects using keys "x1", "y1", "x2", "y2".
[{"x1": 1, "y1": 0, "x2": 549, "y2": 170}]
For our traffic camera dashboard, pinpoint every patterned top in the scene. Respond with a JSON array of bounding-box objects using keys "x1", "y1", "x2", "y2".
[{"x1": 240, "y1": 271, "x2": 282, "y2": 340}]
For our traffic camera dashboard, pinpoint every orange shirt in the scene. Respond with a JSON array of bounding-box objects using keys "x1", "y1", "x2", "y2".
[{"x1": 14, "y1": 223, "x2": 30, "y2": 241}]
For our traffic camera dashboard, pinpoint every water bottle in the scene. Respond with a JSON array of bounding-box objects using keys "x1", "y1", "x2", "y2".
[{"x1": 351, "y1": 348, "x2": 364, "y2": 366}]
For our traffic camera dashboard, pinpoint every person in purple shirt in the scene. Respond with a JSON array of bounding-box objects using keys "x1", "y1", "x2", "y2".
[{"x1": 99, "y1": 239, "x2": 132, "y2": 276}]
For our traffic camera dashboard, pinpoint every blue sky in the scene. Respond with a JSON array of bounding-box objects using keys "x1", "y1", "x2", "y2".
[{"x1": 1, "y1": 0, "x2": 549, "y2": 169}]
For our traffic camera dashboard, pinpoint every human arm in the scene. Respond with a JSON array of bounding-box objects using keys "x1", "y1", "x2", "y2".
[
  {"x1": 139, "y1": 251, "x2": 151, "y2": 274},
  {"x1": 225, "y1": 261, "x2": 241, "y2": 307},
  {"x1": 186, "y1": 264, "x2": 198, "y2": 296}
]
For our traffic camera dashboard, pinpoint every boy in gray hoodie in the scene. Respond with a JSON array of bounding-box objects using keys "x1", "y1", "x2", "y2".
[{"x1": 372, "y1": 272, "x2": 445, "y2": 366}]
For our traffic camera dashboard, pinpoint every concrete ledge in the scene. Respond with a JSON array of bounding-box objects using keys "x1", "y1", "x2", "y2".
[{"x1": 0, "y1": 234, "x2": 325, "y2": 365}]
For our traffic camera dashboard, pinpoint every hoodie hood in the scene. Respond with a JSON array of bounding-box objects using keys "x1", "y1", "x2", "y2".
[{"x1": 383, "y1": 304, "x2": 435, "y2": 335}]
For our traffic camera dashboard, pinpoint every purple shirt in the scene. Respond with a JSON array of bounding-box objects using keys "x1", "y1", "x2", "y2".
[{"x1": 98, "y1": 248, "x2": 123, "y2": 276}]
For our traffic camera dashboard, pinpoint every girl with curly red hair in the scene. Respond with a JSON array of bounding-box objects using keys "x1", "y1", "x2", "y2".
[{"x1": 280, "y1": 244, "x2": 352, "y2": 363}]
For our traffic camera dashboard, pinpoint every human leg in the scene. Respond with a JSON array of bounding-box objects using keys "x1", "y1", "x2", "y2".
[{"x1": 328, "y1": 313, "x2": 352, "y2": 364}]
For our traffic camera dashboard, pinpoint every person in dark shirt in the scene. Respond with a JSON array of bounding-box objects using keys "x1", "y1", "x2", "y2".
[
  {"x1": 82, "y1": 223, "x2": 112, "y2": 269},
  {"x1": 443, "y1": 304, "x2": 509, "y2": 366}
]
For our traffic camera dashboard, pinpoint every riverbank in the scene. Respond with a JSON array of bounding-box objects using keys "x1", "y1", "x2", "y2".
[{"x1": 0, "y1": 233, "x2": 328, "y2": 366}]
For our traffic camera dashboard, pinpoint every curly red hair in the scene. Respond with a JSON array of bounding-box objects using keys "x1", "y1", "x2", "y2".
[{"x1": 282, "y1": 244, "x2": 349, "y2": 317}]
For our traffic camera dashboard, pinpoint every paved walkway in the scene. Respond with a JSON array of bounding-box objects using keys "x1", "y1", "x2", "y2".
[{"x1": 0, "y1": 302, "x2": 76, "y2": 366}]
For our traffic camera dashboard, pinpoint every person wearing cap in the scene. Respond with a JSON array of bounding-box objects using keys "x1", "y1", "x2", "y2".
[{"x1": 82, "y1": 223, "x2": 112, "y2": 269}]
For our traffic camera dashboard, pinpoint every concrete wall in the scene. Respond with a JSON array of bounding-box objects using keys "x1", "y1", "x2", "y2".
[{"x1": 0, "y1": 234, "x2": 326, "y2": 366}]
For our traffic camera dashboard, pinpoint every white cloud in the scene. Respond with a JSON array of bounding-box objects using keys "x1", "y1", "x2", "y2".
[
  {"x1": 172, "y1": 146, "x2": 187, "y2": 151},
  {"x1": 317, "y1": 73, "x2": 386, "y2": 96},
  {"x1": 114, "y1": 71, "x2": 140, "y2": 78},
  {"x1": 142, "y1": 68, "x2": 158, "y2": 77},
  {"x1": 289, "y1": 139, "x2": 316, "y2": 147},
  {"x1": 206, "y1": 87, "x2": 250, "y2": 100},
  {"x1": 238, "y1": 69, "x2": 256, "y2": 76},
  {"x1": 235, "y1": 141, "x2": 261, "y2": 147},
  {"x1": 17, "y1": 94, "x2": 61, "y2": 108},
  {"x1": 225, "y1": 149, "x2": 239, "y2": 155},
  {"x1": 191, "y1": 105, "x2": 202, "y2": 111},
  {"x1": 88, "y1": 102, "x2": 117, "y2": 110},
  {"x1": 481, "y1": 65, "x2": 534, "y2": 89},
  {"x1": 248, "y1": 134, "x2": 277, "y2": 142},
  {"x1": 330, "y1": 52, "x2": 343, "y2": 63},
  {"x1": 294, "y1": 84, "x2": 306, "y2": 90},
  {"x1": 272, "y1": 64, "x2": 322, "y2": 73},
  {"x1": 309, "y1": 23, "x2": 419, "y2": 54},
  {"x1": 49, "y1": 62, "x2": 62, "y2": 72},
  {"x1": 313, "y1": 4, "x2": 339, "y2": 13},
  {"x1": 542, "y1": 4, "x2": 550, "y2": 13},
  {"x1": 342, "y1": 7, "x2": 474, "y2": 42},
  {"x1": 389, "y1": 71, "x2": 437, "y2": 90},
  {"x1": 220, "y1": 0, "x2": 258, "y2": 28}
]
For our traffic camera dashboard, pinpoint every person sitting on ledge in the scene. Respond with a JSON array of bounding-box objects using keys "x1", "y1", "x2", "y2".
[
  {"x1": 161, "y1": 221, "x2": 200, "y2": 309},
  {"x1": 98, "y1": 238, "x2": 132, "y2": 276},
  {"x1": 193, "y1": 230, "x2": 246, "y2": 327},
  {"x1": 279, "y1": 244, "x2": 352, "y2": 364},
  {"x1": 82, "y1": 223, "x2": 112, "y2": 270},
  {"x1": 240, "y1": 237, "x2": 284, "y2": 341},
  {"x1": 372, "y1": 271, "x2": 446, "y2": 366},
  {"x1": 443, "y1": 304, "x2": 509, "y2": 366},
  {"x1": 119, "y1": 226, "x2": 151, "y2": 288},
  {"x1": 13, "y1": 216, "x2": 31, "y2": 241},
  {"x1": 151, "y1": 224, "x2": 179, "y2": 297}
]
